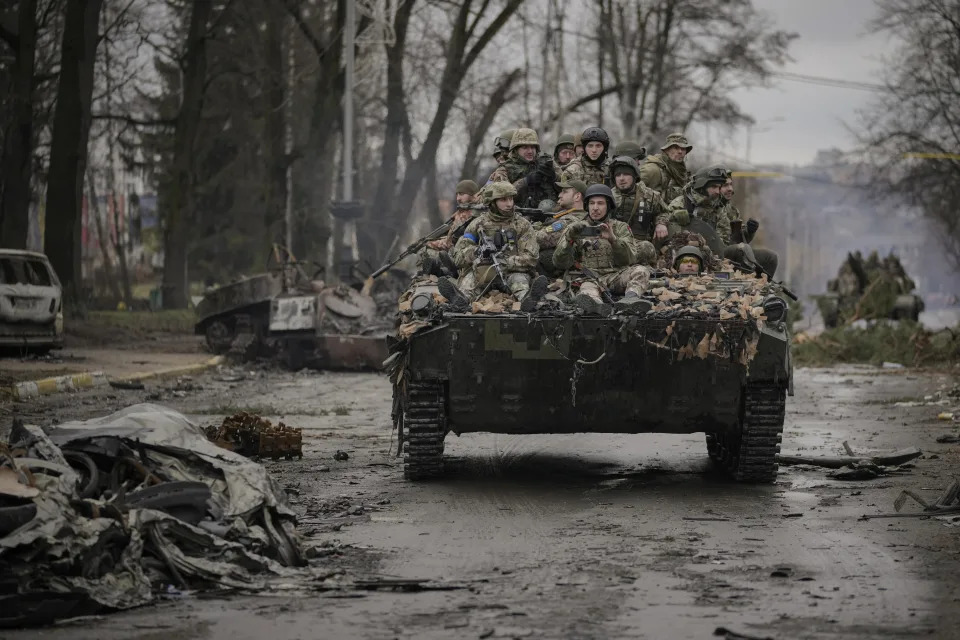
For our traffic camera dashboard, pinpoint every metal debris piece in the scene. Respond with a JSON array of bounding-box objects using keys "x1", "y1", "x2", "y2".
[
  {"x1": 777, "y1": 446, "x2": 922, "y2": 470},
  {"x1": 206, "y1": 412, "x2": 303, "y2": 460},
  {"x1": 861, "y1": 478, "x2": 960, "y2": 519}
]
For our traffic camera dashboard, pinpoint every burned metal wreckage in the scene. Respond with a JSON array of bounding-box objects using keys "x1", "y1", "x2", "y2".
[
  {"x1": 193, "y1": 247, "x2": 392, "y2": 370},
  {"x1": 0, "y1": 405, "x2": 308, "y2": 628},
  {"x1": 386, "y1": 258, "x2": 794, "y2": 484}
]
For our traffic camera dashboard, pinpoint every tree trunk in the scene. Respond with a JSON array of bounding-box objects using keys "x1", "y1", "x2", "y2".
[
  {"x1": 0, "y1": 0, "x2": 37, "y2": 250},
  {"x1": 85, "y1": 169, "x2": 121, "y2": 301},
  {"x1": 263, "y1": 0, "x2": 286, "y2": 256},
  {"x1": 160, "y1": 0, "x2": 212, "y2": 309},
  {"x1": 44, "y1": 0, "x2": 103, "y2": 307}
]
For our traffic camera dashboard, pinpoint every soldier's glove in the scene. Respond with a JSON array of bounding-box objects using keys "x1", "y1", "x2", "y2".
[
  {"x1": 670, "y1": 209, "x2": 690, "y2": 226},
  {"x1": 566, "y1": 221, "x2": 587, "y2": 237},
  {"x1": 746, "y1": 218, "x2": 760, "y2": 236},
  {"x1": 525, "y1": 171, "x2": 543, "y2": 188},
  {"x1": 536, "y1": 155, "x2": 556, "y2": 181}
]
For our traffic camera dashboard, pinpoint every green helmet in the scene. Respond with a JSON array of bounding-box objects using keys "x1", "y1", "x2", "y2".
[
  {"x1": 553, "y1": 133, "x2": 576, "y2": 158},
  {"x1": 492, "y1": 129, "x2": 516, "y2": 158},
  {"x1": 612, "y1": 140, "x2": 646, "y2": 159},
  {"x1": 673, "y1": 246, "x2": 704, "y2": 270},
  {"x1": 455, "y1": 180, "x2": 479, "y2": 196},
  {"x1": 691, "y1": 166, "x2": 730, "y2": 191},
  {"x1": 486, "y1": 181, "x2": 519, "y2": 201},
  {"x1": 509, "y1": 128, "x2": 540, "y2": 151},
  {"x1": 609, "y1": 155, "x2": 639, "y2": 179}
]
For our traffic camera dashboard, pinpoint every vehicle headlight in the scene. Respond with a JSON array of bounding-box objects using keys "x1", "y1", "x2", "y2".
[{"x1": 762, "y1": 296, "x2": 787, "y2": 323}]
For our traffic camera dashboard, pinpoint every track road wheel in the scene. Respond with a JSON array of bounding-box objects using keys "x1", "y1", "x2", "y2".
[
  {"x1": 717, "y1": 383, "x2": 786, "y2": 483},
  {"x1": 403, "y1": 380, "x2": 446, "y2": 480}
]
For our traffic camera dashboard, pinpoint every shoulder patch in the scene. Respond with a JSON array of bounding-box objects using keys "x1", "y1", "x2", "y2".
[{"x1": 551, "y1": 221, "x2": 564, "y2": 232}]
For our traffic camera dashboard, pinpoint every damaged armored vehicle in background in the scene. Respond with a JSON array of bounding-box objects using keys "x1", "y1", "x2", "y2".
[
  {"x1": 194, "y1": 247, "x2": 389, "y2": 370},
  {"x1": 816, "y1": 251, "x2": 924, "y2": 328},
  {"x1": 386, "y1": 258, "x2": 794, "y2": 484}
]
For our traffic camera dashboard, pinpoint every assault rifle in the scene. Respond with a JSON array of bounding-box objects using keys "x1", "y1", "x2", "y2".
[
  {"x1": 370, "y1": 205, "x2": 484, "y2": 278},
  {"x1": 516, "y1": 207, "x2": 553, "y2": 223},
  {"x1": 477, "y1": 229, "x2": 508, "y2": 285}
]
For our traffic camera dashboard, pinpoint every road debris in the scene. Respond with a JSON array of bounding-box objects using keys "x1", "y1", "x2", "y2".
[
  {"x1": 334, "y1": 450, "x2": 349, "y2": 461},
  {"x1": 778, "y1": 445, "x2": 922, "y2": 470},
  {"x1": 860, "y1": 478, "x2": 960, "y2": 520},
  {"x1": 936, "y1": 434, "x2": 960, "y2": 444},
  {"x1": 938, "y1": 412, "x2": 955, "y2": 421},
  {"x1": 0, "y1": 404, "x2": 308, "y2": 628},
  {"x1": 205, "y1": 412, "x2": 303, "y2": 460},
  {"x1": 713, "y1": 627, "x2": 774, "y2": 640}
]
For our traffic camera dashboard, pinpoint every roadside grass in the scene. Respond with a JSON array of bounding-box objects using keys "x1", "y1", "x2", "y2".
[
  {"x1": 85, "y1": 310, "x2": 196, "y2": 334},
  {"x1": 793, "y1": 321, "x2": 960, "y2": 367}
]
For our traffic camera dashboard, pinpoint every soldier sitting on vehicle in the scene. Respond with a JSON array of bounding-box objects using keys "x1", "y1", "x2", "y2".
[
  {"x1": 492, "y1": 128, "x2": 515, "y2": 165},
  {"x1": 640, "y1": 132, "x2": 693, "y2": 202},
  {"x1": 608, "y1": 155, "x2": 671, "y2": 241},
  {"x1": 553, "y1": 133, "x2": 577, "y2": 175},
  {"x1": 657, "y1": 230, "x2": 721, "y2": 273},
  {"x1": 673, "y1": 246, "x2": 705, "y2": 276},
  {"x1": 417, "y1": 180, "x2": 482, "y2": 277},
  {"x1": 560, "y1": 127, "x2": 611, "y2": 186},
  {"x1": 714, "y1": 169, "x2": 778, "y2": 277},
  {"x1": 666, "y1": 166, "x2": 732, "y2": 243},
  {"x1": 612, "y1": 140, "x2": 647, "y2": 164},
  {"x1": 535, "y1": 178, "x2": 588, "y2": 277},
  {"x1": 485, "y1": 127, "x2": 557, "y2": 209},
  {"x1": 441, "y1": 182, "x2": 549, "y2": 313},
  {"x1": 553, "y1": 184, "x2": 656, "y2": 315}
]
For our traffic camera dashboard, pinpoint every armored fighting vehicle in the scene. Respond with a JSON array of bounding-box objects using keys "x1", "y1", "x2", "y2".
[
  {"x1": 387, "y1": 264, "x2": 793, "y2": 483},
  {"x1": 816, "y1": 251, "x2": 924, "y2": 328}
]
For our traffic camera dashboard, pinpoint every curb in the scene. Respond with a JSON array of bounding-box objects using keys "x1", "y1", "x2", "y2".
[
  {"x1": 6, "y1": 356, "x2": 224, "y2": 401},
  {"x1": 12, "y1": 371, "x2": 109, "y2": 401}
]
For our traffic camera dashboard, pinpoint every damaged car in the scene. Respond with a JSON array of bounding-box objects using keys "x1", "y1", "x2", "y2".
[{"x1": 0, "y1": 249, "x2": 64, "y2": 352}]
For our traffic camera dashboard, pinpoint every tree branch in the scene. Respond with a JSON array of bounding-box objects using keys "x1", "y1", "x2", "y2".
[
  {"x1": 462, "y1": 0, "x2": 523, "y2": 72},
  {"x1": 92, "y1": 113, "x2": 176, "y2": 127}
]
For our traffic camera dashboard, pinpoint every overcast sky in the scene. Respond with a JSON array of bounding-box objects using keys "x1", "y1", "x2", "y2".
[{"x1": 721, "y1": 0, "x2": 888, "y2": 167}]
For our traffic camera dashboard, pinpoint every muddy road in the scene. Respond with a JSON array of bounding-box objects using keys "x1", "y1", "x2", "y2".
[{"x1": 5, "y1": 365, "x2": 960, "y2": 639}]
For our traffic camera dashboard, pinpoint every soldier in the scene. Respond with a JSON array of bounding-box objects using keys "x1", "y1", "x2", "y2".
[
  {"x1": 667, "y1": 166, "x2": 732, "y2": 245},
  {"x1": 485, "y1": 128, "x2": 557, "y2": 208},
  {"x1": 492, "y1": 128, "x2": 516, "y2": 165},
  {"x1": 657, "y1": 230, "x2": 721, "y2": 272},
  {"x1": 442, "y1": 181, "x2": 548, "y2": 312},
  {"x1": 561, "y1": 127, "x2": 611, "y2": 186},
  {"x1": 553, "y1": 184, "x2": 655, "y2": 314},
  {"x1": 612, "y1": 140, "x2": 647, "y2": 164},
  {"x1": 418, "y1": 180, "x2": 481, "y2": 277},
  {"x1": 535, "y1": 178, "x2": 587, "y2": 276},
  {"x1": 673, "y1": 246, "x2": 705, "y2": 275},
  {"x1": 608, "y1": 155, "x2": 671, "y2": 241},
  {"x1": 714, "y1": 170, "x2": 777, "y2": 276},
  {"x1": 640, "y1": 132, "x2": 693, "y2": 202},
  {"x1": 573, "y1": 131, "x2": 584, "y2": 157},
  {"x1": 553, "y1": 133, "x2": 577, "y2": 174}
]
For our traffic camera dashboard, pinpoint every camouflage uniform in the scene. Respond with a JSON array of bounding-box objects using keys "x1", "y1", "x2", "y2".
[
  {"x1": 657, "y1": 230, "x2": 721, "y2": 271},
  {"x1": 417, "y1": 180, "x2": 481, "y2": 276},
  {"x1": 451, "y1": 183, "x2": 539, "y2": 301},
  {"x1": 553, "y1": 192, "x2": 654, "y2": 303},
  {"x1": 552, "y1": 133, "x2": 576, "y2": 176},
  {"x1": 608, "y1": 156, "x2": 670, "y2": 239},
  {"x1": 560, "y1": 155, "x2": 610, "y2": 186},
  {"x1": 667, "y1": 185, "x2": 732, "y2": 245},
  {"x1": 638, "y1": 133, "x2": 693, "y2": 202}
]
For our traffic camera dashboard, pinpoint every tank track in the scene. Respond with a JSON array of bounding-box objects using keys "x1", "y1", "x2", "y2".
[
  {"x1": 403, "y1": 380, "x2": 447, "y2": 480},
  {"x1": 713, "y1": 383, "x2": 785, "y2": 483}
]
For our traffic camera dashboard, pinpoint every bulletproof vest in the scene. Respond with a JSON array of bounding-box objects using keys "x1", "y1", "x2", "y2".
[
  {"x1": 614, "y1": 188, "x2": 653, "y2": 237},
  {"x1": 574, "y1": 232, "x2": 618, "y2": 274}
]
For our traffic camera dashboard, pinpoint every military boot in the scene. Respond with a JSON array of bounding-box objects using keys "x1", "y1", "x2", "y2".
[
  {"x1": 520, "y1": 275, "x2": 549, "y2": 312},
  {"x1": 574, "y1": 292, "x2": 612, "y2": 317},
  {"x1": 437, "y1": 277, "x2": 470, "y2": 312},
  {"x1": 438, "y1": 251, "x2": 459, "y2": 278},
  {"x1": 614, "y1": 292, "x2": 653, "y2": 314}
]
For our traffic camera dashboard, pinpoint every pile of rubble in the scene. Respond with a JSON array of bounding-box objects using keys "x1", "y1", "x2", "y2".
[
  {"x1": 205, "y1": 412, "x2": 303, "y2": 460},
  {"x1": 0, "y1": 404, "x2": 306, "y2": 627}
]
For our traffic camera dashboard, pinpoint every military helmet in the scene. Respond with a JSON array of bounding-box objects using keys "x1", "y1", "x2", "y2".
[
  {"x1": 609, "y1": 155, "x2": 640, "y2": 179},
  {"x1": 673, "y1": 245, "x2": 704, "y2": 270},
  {"x1": 613, "y1": 140, "x2": 647, "y2": 159},
  {"x1": 583, "y1": 183, "x2": 615, "y2": 217},
  {"x1": 553, "y1": 133, "x2": 576, "y2": 157},
  {"x1": 691, "y1": 166, "x2": 730, "y2": 191},
  {"x1": 509, "y1": 127, "x2": 540, "y2": 151},
  {"x1": 486, "y1": 181, "x2": 519, "y2": 201},
  {"x1": 492, "y1": 128, "x2": 516, "y2": 159},
  {"x1": 455, "y1": 179, "x2": 479, "y2": 196},
  {"x1": 661, "y1": 132, "x2": 693, "y2": 152},
  {"x1": 580, "y1": 127, "x2": 610, "y2": 150}
]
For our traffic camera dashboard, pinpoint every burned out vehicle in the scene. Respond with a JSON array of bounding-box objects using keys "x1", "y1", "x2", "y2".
[
  {"x1": 387, "y1": 266, "x2": 793, "y2": 483},
  {"x1": 0, "y1": 250, "x2": 64, "y2": 352},
  {"x1": 816, "y1": 251, "x2": 924, "y2": 328},
  {"x1": 194, "y1": 252, "x2": 389, "y2": 369}
]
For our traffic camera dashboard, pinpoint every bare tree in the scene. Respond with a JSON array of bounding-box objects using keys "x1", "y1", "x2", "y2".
[
  {"x1": 44, "y1": 0, "x2": 103, "y2": 303},
  {"x1": 857, "y1": 0, "x2": 960, "y2": 270}
]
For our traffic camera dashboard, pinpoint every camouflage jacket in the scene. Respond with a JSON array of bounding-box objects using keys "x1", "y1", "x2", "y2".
[
  {"x1": 612, "y1": 184, "x2": 670, "y2": 238},
  {"x1": 451, "y1": 210, "x2": 539, "y2": 274},
  {"x1": 425, "y1": 208, "x2": 478, "y2": 251},
  {"x1": 720, "y1": 198, "x2": 742, "y2": 222},
  {"x1": 639, "y1": 154, "x2": 688, "y2": 202},
  {"x1": 667, "y1": 186, "x2": 732, "y2": 245},
  {"x1": 535, "y1": 208, "x2": 586, "y2": 249},
  {"x1": 560, "y1": 156, "x2": 609, "y2": 186},
  {"x1": 656, "y1": 230, "x2": 721, "y2": 271},
  {"x1": 553, "y1": 218, "x2": 645, "y2": 276}
]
